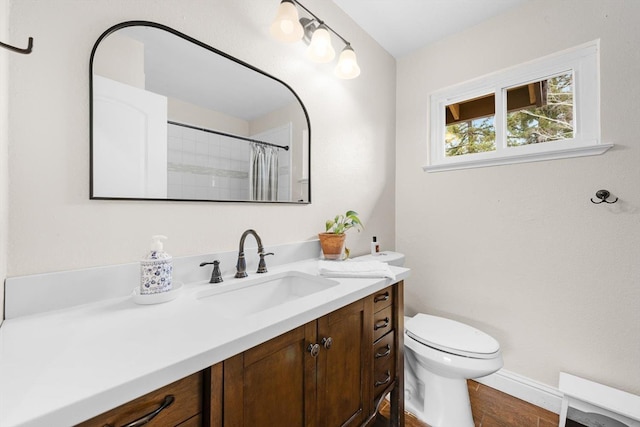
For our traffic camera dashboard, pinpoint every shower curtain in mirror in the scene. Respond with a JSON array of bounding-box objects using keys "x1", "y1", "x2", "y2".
[{"x1": 250, "y1": 143, "x2": 279, "y2": 201}]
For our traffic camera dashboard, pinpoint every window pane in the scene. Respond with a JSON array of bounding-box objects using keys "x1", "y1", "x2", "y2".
[
  {"x1": 444, "y1": 94, "x2": 496, "y2": 157},
  {"x1": 445, "y1": 115, "x2": 496, "y2": 157},
  {"x1": 506, "y1": 72, "x2": 574, "y2": 147}
]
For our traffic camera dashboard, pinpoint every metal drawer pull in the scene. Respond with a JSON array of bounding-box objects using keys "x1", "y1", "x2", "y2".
[
  {"x1": 308, "y1": 343, "x2": 320, "y2": 357},
  {"x1": 374, "y1": 292, "x2": 390, "y2": 303},
  {"x1": 375, "y1": 371, "x2": 391, "y2": 387},
  {"x1": 375, "y1": 344, "x2": 391, "y2": 358},
  {"x1": 374, "y1": 317, "x2": 390, "y2": 330},
  {"x1": 106, "y1": 394, "x2": 175, "y2": 427},
  {"x1": 321, "y1": 337, "x2": 333, "y2": 350}
]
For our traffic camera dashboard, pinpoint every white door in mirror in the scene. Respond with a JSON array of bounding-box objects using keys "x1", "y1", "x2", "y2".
[{"x1": 93, "y1": 75, "x2": 168, "y2": 198}]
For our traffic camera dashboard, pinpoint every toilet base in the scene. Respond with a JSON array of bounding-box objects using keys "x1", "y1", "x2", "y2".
[{"x1": 405, "y1": 363, "x2": 475, "y2": 427}]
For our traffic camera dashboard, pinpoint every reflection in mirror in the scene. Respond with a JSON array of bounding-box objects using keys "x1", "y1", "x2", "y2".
[{"x1": 90, "y1": 21, "x2": 310, "y2": 203}]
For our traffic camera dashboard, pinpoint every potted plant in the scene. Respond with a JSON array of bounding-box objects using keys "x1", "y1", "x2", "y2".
[{"x1": 318, "y1": 210, "x2": 364, "y2": 260}]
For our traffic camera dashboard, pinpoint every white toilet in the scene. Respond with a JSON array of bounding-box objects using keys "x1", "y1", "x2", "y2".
[
  {"x1": 404, "y1": 314, "x2": 503, "y2": 426},
  {"x1": 354, "y1": 250, "x2": 503, "y2": 427}
]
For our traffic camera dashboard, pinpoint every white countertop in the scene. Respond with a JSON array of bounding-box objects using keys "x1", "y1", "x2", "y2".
[{"x1": 0, "y1": 259, "x2": 409, "y2": 427}]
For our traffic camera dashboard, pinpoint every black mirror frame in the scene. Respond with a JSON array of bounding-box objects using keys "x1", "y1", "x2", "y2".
[{"x1": 89, "y1": 20, "x2": 311, "y2": 204}]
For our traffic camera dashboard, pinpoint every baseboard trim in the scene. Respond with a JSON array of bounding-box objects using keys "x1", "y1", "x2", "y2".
[{"x1": 475, "y1": 369, "x2": 563, "y2": 414}]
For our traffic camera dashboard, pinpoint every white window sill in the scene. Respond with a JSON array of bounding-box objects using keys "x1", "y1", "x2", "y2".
[{"x1": 423, "y1": 143, "x2": 614, "y2": 173}]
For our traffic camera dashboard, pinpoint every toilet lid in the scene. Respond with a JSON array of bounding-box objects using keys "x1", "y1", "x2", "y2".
[{"x1": 405, "y1": 314, "x2": 500, "y2": 359}]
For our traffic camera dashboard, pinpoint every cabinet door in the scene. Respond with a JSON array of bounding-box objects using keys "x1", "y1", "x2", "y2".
[
  {"x1": 316, "y1": 299, "x2": 372, "y2": 427},
  {"x1": 223, "y1": 322, "x2": 317, "y2": 427}
]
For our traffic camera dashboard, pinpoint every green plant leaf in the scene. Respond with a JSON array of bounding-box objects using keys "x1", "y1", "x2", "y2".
[
  {"x1": 323, "y1": 210, "x2": 364, "y2": 234},
  {"x1": 325, "y1": 219, "x2": 335, "y2": 232}
]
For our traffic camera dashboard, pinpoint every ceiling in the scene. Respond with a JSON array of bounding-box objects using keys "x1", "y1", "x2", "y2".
[
  {"x1": 332, "y1": 0, "x2": 530, "y2": 58},
  {"x1": 120, "y1": 26, "x2": 297, "y2": 121}
]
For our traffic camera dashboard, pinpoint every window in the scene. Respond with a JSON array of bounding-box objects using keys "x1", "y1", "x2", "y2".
[{"x1": 425, "y1": 40, "x2": 612, "y2": 172}]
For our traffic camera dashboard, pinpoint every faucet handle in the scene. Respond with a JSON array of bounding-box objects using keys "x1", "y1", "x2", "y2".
[
  {"x1": 257, "y1": 252, "x2": 274, "y2": 274},
  {"x1": 199, "y1": 260, "x2": 223, "y2": 283}
]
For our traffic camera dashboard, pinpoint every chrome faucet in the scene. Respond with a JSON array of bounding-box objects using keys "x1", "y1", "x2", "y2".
[{"x1": 235, "y1": 229, "x2": 274, "y2": 278}]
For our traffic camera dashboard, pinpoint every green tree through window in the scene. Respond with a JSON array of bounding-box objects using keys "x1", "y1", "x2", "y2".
[
  {"x1": 445, "y1": 117, "x2": 496, "y2": 156},
  {"x1": 507, "y1": 72, "x2": 573, "y2": 146}
]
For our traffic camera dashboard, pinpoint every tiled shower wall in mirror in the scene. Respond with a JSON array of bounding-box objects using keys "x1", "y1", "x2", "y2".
[{"x1": 166, "y1": 123, "x2": 291, "y2": 201}]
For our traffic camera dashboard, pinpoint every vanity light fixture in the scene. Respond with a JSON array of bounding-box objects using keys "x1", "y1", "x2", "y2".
[
  {"x1": 270, "y1": 0, "x2": 304, "y2": 42},
  {"x1": 334, "y1": 44, "x2": 360, "y2": 79},
  {"x1": 306, "y1": 23, "x2": 335, "y2": 63},
  {"x1": 270, "y1": 0, "x2": 361, "y2": 79}
]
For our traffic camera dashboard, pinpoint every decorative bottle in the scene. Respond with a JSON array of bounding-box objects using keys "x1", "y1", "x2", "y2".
[
  {"x1": 371, "y1": 236, "x2": 380, "y2": 255},
  {"x1": 140, "y1": 235, "x2": 173, "y2": 294}
]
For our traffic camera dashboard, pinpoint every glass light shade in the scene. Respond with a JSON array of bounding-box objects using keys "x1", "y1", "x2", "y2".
[
  {"x1": 270, "y1": 0, "x2": 304, "y2": 43},
  {"x1": 306, "y1": 25, "x2": 335, "y2": 63},
  {"x1": 334, "y1": 45, "x2": 360, "y2": 79}
]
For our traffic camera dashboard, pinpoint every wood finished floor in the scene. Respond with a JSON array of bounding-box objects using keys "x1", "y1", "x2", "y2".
[{"x1": 375, "y1": 380, "x2": 560, "y2": 427}]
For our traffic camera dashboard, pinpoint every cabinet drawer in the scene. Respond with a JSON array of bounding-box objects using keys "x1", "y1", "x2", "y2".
[
  {"x1": 373, "y1": 332, "x2": 395, "y2": 400},
  {"x1": 76, "y1": 371, "x2": 203, "y2": 427},
  {"x1": 373, "y1": 305, "x2": 393, "y2": 342},
  {"x1": 176, "y1": 413, "x2": 202, "y2": 427},
  {"x1": 371, "y1": 286, "x2": 393, "y2": 311},
  {"x1": 373, "y1": 330, "x2": 395, "y2": 364}
]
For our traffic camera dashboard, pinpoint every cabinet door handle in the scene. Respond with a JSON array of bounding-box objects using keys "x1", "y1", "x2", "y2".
[
  {"x1": 374, "y1": 317, "x2": 390, "y2": 330},
  {"x1": 375, "y1": 344, "x2": 391, "y2": 358},
  {"x1": 374, "y1": 292, "x2": 390, "y2": 303},
  {"x1": 375, "y1": 371, "x2": 391, "y2": 387},
  {"x1": 307, "y1": 343, "x2": 320, "y2": 357},
  {"x1": 321, "y1": 337, "x2": 333, "y2": 350},
  {"x1": 105, "y1": 394, "x2": 174, "y2": 427}
]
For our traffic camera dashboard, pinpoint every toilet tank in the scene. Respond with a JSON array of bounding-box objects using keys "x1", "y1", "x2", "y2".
[{"x1": 353, "y1": 251, "x2": 405, "y2": 267}]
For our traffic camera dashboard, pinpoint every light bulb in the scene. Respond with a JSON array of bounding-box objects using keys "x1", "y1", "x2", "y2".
[
  {"x1": 306, "y1": 24, "x2": 335, "y2": 63},
  {"x1": 270, "y1": 0, "x2": 303, "y2": 43},
  {"x1": 334, "y1": 45, "x2": 360, "y2": 79}
]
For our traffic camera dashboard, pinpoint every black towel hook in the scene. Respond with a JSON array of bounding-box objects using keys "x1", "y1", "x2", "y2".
[
  {"x1": 591, "y1": 189, "x2": 618, "y2": 204},
  {"x1": 0, "y1": 37, "x2": 33, "y2": 55}
]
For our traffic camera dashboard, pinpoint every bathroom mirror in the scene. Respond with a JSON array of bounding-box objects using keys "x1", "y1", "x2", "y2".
[{"x1": 90, "y1": 21, "x2": 310, "y2": 203}]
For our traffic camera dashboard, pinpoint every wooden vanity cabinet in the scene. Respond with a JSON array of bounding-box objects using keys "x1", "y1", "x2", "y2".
[
  {"x1": 75, "y1": 282, "x2": 404, "y2": 427},
  {"x1": 222, "y1": 299, "x2": 370, "y2": 427},
  {"x1": 219, "y1": 281, "x2": 404, "y2": 427}
]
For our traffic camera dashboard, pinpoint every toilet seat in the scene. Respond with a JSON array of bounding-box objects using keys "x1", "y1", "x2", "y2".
[{"x1": 406, "y1": 314, "x2": 500, "y2": 359}]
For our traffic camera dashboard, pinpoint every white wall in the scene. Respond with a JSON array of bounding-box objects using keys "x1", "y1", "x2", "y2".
[
  {"x1": 397, "y1": 0, "x2": 640, "y2": 396},
  {"x1": 4, "y1": 1, "x2": 395, "y2": 279},
  {"x1": 0, "y1": 0, "x2": 10, "y2": 324}
]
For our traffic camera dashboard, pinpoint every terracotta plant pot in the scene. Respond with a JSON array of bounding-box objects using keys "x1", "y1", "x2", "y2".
[{"x1": 318, "y1": 232, "x2": 346, "y2": 260}]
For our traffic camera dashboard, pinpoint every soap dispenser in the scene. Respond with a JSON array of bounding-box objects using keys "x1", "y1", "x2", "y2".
[{"x1": 140, "y1": 235, "x2": 173, "y2": 295}]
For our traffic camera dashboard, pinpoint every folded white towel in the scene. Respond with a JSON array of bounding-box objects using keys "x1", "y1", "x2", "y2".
[{"x1": 318, "y1": 260, "x2": 396, "y2": 280}]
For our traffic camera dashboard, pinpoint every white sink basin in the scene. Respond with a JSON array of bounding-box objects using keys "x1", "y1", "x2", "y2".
[{"x1": 196, "y1": 271, "x2": 339, "y2": 319}]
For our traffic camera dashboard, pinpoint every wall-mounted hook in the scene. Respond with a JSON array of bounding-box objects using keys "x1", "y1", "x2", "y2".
[
  {"x1": 0, "y1": 37, "x2": 33, "y2": 54},
  {"x1": 591, "y1": 189, "x2": 618, "y2": 204}
]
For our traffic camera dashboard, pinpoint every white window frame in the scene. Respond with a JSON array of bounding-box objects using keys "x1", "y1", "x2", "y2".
[{"x1": 424, "y1": 40, "x2": 612, "y2": 172}]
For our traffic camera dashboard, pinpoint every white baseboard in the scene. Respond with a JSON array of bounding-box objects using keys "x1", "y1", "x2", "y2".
[{"x1": 475, "y1": 369, "x2": 563, "y2": 414}]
